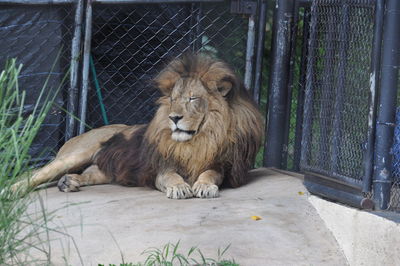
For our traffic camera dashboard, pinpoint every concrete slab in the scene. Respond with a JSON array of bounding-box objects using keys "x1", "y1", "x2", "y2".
[
  {"x1": 309, "y1": 195, "x2": 400, "y2": 266},
  {"x1": 27, "y1": 168, "x2": 347, "y2": 265}
]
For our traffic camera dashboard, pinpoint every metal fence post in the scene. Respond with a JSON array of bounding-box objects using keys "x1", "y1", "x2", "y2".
[
  {"x1": 263, "y1": 0, "x2": 295, "y2": 168},
  {"x1": 253, "y1": 0, "x2": 267, "y2": 104},
  {"x1": 65, "y1": 0, "x2": 84, "y2": 141},
  {"x1": 293, "y1": 7, "x2": 310, "y2": 172},
  {"x1": 78, "y1": 0, "x2": 93, "y2": 135},
  {"x1": 373, "y1": 0, "x2": 400, "y2": 210},
  {"x1": 244, "y1": 5, "x2": 257, "y2": 91},
  {"x1": 362, "y1": 0, "x2": 385, "y2": 193},
  {"x1": 282, "y1": 0, "x2": 300, "y2": 169}
]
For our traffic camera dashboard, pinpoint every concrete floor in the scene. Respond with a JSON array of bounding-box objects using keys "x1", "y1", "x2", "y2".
[{"x1": 27, "y1": 168, "x2": 347, "y2": 265}]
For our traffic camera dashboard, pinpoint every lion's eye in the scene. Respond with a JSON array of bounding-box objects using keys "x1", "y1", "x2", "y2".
[{"x1": 189, "y1": 97, "x2": 198, "y2": 102}]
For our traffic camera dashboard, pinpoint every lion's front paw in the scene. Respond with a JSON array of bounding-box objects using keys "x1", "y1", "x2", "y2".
[
  {"x1": 10, "y1": 180, "x2": 28, "y2": 193},
  {"x1": 166, "y1": 183, "x2": 193, "y2": 199},
  {"x1": 57, "y1": 175, "x2": 80, "y2": 192},
  {"x1": 192, "y1": 182, "x2": 219, "y2": 198}
]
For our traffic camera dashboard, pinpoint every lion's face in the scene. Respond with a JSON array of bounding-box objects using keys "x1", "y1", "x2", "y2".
[
  {"x1": 154, "y1": 56, "x2": 236, "y2": 143},
  {"x1": 168, "y1": 78, "x2": 210, "y2": 142}
]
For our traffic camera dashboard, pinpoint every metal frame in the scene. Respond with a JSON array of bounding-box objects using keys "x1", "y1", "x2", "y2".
[
  {"x1": 284, "y1": 0, "x2": 400, "y2": 211},
  {"x1": 79, "y1": 0, "x2": 93, "y2": 134},
  {"x1": 372, "y1": 0, "x2": 400, "y2": 210},
  {"x1": 65, "y1": 0, "x2": 84, "y2": 141},
  {"x1": 304, "y1": 173, "x2": 374, "y2": 209},
  {"x1": 362, "y1": 0, "x2": 385, "y2": 193},
  {"x1": 252, "y1": 0, "x2": 267, "y2": 104},
  {"x1": 93, "y1": 0, "x2": 224, "y2": 3},
  {"x1": 0, "y1": 0, "x2": 75, "y2": 4},
  {"x1": 282, "y1": 0, "x2": 300, "y2": 169},
  {"x1": 263, "y1": 0, "x2": 295, "y2": 168},
  {"x1": 293, "y1": 7, "x2": 310, "y2": 172}
]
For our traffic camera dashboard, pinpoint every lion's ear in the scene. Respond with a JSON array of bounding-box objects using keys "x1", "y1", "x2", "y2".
[
  {"x1": 217, "y1": 77, "x2": 235, "y2": 97},
  {"x1": 155, "y1": 59, "x2": 185, "y2": 96},
  {"x1": 202, "y1": 62, "x2": 236, "y2": 97},
  {"x1": 154, "y1": 70, "x2": 180, "y2": 96}
]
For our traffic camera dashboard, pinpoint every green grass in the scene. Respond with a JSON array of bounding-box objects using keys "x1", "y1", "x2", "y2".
[
  {"x1": 99, "y1": 241, "x2": 239, "y2": 266},
  {"x1": 0, "y1": 59, "x2": 63, "y2": 265}
]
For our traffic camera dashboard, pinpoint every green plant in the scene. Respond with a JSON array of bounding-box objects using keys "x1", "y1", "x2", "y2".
[
  {"x1": 0, "y1": 59, "x2": 62, "y2": 265},
  {"x1": 99, "y1": 241, "x2": 239, "y2": 266}
]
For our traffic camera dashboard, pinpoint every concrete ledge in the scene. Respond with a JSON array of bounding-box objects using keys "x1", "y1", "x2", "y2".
[{"x1": 309, "y1": 195, "x2": 400, "y2": 266}]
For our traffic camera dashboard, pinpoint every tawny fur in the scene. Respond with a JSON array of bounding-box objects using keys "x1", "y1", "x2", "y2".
[{"x1": 12, "y1": 54, "x2": 263, "y2": 198}]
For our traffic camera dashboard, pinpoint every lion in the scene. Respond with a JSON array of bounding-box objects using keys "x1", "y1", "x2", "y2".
[{"x1": 14, "y1": 54, "x2": 263, "y2": 199}]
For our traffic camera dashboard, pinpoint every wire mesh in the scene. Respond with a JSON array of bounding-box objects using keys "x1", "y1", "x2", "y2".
[
  {"x1": 87, "y1": 2, "x2": 249, "y2": 128},
  {"x1": 300, "y1": 0, "x2": 375, "y2": 185},
  {"x1": 391, "y1": 106, "x2": 400, "y2": 212},
  {"x1": 0, "y1": 4, "x2": 74, "y2": 166}
]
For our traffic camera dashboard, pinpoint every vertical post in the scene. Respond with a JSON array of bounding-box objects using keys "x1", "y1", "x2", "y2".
[
  {"x1": 282, "y1": 0, "x2": 299, "y2": 169},
  {"x1": 263, "y1": 0, "x2": 295, "y2": 168},
  {"x1": 373, "y1": 0, "x2": 400, "y2": 210},
  {"x1": 253, "y1": 0, "x2": 267, "y2": 104},
  {"x1": 244, "y1": 12, "x2": 256, "y2": 91},
  {"x1": 78, "y1": 0, "x2": 93, "y2": 135},
  {"x1": 362, "y1": 0, "x2": 384, "y2": 193},
  {"x1": 65, "y1": 0, "x2": 84, "y2": 141},
  {"x1": 293, "y1": 7, "x2": 310, "y2": 172}
]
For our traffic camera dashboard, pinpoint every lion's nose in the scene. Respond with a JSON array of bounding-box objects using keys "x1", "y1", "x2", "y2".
[{"x1": 169, "y1": 115, "x2": 183, "y2": 124}]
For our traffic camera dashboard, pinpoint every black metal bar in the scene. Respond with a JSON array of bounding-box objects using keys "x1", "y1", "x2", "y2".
[
  {"x1": 253, "y1": 0, "x2": 267, "y2": 104},
  {"x1": 282, "y1": 0, "x2": 300, "y2": 169},
  {"x1": 93, "y1": 0, "x2": 224, "y2": 3},
  {"x1": 293, "y1": 7, "x2": 311, "y2": 172},
  {"x1": 303, "y1": 166, "x2": 363, "y2": 188},
  {"x1": 263, "y1": 0, "x2": 295, "y2": 168},
  {"x1": 373, "y1": 0, "x2": 400, "y2": 210},
  {"x1": 304, "y1": 174, "x2": 374, "y2": 210},
  {"x1": 298, "y1": 0, "x2": 312, "y2": 7},
  {"x1": 331, "y1": 1, "x2": 349, "y2": 173},
  {"x1": 65, "y1": 0, "x2": 84, "y2": 141},
  {"x1": 244, "y1": 12, "x2": 257, "y2": 91},
  {"x1": 0, "y1": 0, "x2": 74, "y2": 4},
  {"x1": 362, "y1": 0, "x2": 385, "y2": 193},
  {"x1": 78, "y1": 0, "x2": 93, "y2": 134}
]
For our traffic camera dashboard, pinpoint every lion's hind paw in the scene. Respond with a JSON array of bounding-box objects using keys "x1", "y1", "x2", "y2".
[
  {"x1": 57, "y1": 175, "x2": 80, "y2": 192},
  {"x1": 166, "y1": 183, "x2": 193, "y2": 199},
  {"x1": 192, "y1": 182, "x2": 219, "y2": 198}
]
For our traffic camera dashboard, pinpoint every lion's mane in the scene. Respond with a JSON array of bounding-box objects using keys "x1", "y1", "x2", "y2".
[{"x1": 96, "y1": 54, "x2": 263, "y2": 188}]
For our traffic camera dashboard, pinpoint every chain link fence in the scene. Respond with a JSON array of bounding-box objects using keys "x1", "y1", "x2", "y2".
[
  {"x1": 0, "y1": 2, "x2": 75, "y2": 167},
  {"x1": 0, "y1": 0, "x2": 255, "y2": 167},
  {"x1": 391, "y1": 106, "x2": 400, "y2": 212},
  {"x1": 300, "y1": 0, "x2": 375, "y2": 187},
  {"x1": 87, "y1": 1, "x2": 249, "y2": 128}
]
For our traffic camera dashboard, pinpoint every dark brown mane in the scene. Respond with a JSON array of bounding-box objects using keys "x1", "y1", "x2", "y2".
[{"x1": 95, "y1": 125, "x2": 157, "y2": 187}]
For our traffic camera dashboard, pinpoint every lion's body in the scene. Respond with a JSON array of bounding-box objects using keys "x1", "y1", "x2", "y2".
[{"x1": 14, "y1": 54, "x2": 263, "y2": 199}]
